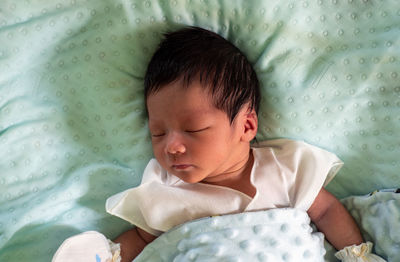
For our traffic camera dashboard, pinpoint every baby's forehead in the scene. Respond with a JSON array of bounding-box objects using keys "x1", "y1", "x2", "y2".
[
  {"x1": 149, "y1": 108, "x2": 213, "y2": 123},
  {"x1": 147, "y1": 79, "x2": 215, "y2": 103},
  {"x1": 148, "y1": 82, "x2": 212, "y2": 105}
]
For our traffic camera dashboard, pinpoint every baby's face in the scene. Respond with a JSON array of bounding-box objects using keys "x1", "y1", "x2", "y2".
[{"x1": 146, "y1": 80, "x2": 251, "y2": 184}]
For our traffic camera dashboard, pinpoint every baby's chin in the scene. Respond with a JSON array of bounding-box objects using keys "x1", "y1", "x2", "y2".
[{"x1": 168, "y1": 168, "x2": 207, "y2": 184}]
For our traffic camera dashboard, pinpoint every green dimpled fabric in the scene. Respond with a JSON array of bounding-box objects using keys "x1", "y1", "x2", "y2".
[{"x1": 0, "y1": 0, "x2": 399, "y2": 261}]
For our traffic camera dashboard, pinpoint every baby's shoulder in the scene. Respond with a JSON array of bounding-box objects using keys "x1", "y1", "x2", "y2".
[
  {"x1": 252, "y1": 138, "x2": 341, "y2": 167},
  {"x1": 252, "y1": 138, "x2": 307, "y2": 150},
  {"x1": 252, "y1": 138, "x2": 334, "y2": 157}
]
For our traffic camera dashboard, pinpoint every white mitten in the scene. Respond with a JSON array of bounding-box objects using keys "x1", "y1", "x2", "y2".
[
  {"x1": 335, "y1": 242, "x2": 386, "y2": 262},
  {"x1": 52, "y1": 231, "x2": 121, "y2": 262}
]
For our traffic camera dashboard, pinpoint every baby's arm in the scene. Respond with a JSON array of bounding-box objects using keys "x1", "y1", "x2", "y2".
[
  {"x1": 307, "y1": 188, "x2": 363, "y2": 250},
  {"x1": 114, "y1": 227, "x2": 157, "y2": 262}
]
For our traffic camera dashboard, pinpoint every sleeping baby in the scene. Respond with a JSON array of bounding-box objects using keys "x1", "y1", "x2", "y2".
[{"x1": 52, "y1": 26, "x2": 385, "y2": 262}]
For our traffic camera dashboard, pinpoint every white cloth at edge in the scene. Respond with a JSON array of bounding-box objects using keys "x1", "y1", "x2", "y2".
[
  {"x1": 52, "y1": 231, "x2": 121, "y2": 262},
  {"x1": 106, "y1": 139, "x2": 343, "y2": 236},
  {"x1": 335, "y1": 242, "x2": 387, "y2": 262}
]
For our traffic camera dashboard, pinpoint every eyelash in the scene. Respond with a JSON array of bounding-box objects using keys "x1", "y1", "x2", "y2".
[
  {"x1": 151, "y1": 127, "x2": 209, "y2": 137},
  {"x1": 151, "y1": 134, "x2": 165, "y2": 138},
  {"x1": 186, "y1": 127, "x2": 209, "y2": 133}
]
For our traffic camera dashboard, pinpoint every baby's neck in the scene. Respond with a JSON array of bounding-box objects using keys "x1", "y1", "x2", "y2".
[{"x1": 201, "y1": 150, "x2": 256, "y2": 198}]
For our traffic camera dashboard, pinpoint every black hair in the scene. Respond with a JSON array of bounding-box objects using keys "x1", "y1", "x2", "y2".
[{"x1": 144, "y1": 26, "x2": 260, "y2": 123}]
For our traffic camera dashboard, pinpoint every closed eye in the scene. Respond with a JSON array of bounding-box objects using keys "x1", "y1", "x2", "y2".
[
  {"x1": 186, "y1": 127, "x2": 210, "y2": 133},
  {"x1": 151, "y1": 133, "x2": 165, "y2": 137}
]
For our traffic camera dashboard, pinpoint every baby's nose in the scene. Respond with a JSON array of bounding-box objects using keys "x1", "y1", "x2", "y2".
[{"x1": 166, "y1": 134, "x2": 186, "y2": 155}]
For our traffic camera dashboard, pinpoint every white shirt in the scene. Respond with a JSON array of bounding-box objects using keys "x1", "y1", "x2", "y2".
[{"x1": 106, "y1": 139, "x2": 343, "y2": 236}]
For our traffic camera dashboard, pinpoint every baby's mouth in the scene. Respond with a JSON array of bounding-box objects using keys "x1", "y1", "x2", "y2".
[{"x1": 171, "y1": 164, "x2": 193, "y2": 170}]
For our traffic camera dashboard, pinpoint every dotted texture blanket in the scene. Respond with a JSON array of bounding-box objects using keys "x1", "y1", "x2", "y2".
[{"x1": 135, "y1": 209, "x2": 326, "y2": 262}]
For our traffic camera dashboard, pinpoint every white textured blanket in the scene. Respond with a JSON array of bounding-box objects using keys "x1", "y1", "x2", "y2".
[{"x1": 134, "y1": 208, "x2": 326, "y2": 262}]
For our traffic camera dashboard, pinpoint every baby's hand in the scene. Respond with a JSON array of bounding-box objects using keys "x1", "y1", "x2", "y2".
[{"x1": 335, "y1": 242, "x2": 386, "y2": 262}]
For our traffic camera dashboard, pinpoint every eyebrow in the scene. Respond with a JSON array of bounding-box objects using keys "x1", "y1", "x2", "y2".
[{"x1": 148, "y1": 109, "x2": 215, "y2": 126}]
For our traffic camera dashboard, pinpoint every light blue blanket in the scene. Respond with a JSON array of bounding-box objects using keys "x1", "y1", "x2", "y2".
[
  {"x1": 134, "y1": 191, "x2": 399, "y2": 262},
  {"x1": 135, "y1": 208, "x2": 326, "y2": 262},
  {"x1": 338, "y1": 190, "x2": 400, "y2": 262}
]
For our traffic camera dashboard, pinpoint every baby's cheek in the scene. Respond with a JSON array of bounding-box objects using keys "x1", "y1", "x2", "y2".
[{"x1": 152, "y1": 145, "x2": 165, "y2": 162}]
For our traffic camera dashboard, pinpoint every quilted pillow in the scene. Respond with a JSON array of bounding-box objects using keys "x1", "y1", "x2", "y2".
[{"x1": 0, "y1": 0, "x2": 399, "y2": 261}]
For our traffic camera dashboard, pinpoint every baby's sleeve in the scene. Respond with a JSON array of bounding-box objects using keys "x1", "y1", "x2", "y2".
[
  {"x1": 287, "y1": 140, "x2": 343, "y2": 210},
  {"x1": 262, "y1": 139, "x2": 343, "y2": 211}
]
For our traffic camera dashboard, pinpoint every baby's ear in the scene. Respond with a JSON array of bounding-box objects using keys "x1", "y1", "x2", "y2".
[{"x1": 241, "y1": 107, "x2": 258, "y2": 142}]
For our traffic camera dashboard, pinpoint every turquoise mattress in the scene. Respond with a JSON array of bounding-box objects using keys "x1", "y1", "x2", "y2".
[{"x1": 0, "y1": 0, "x2": 399, "y2": 261}]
